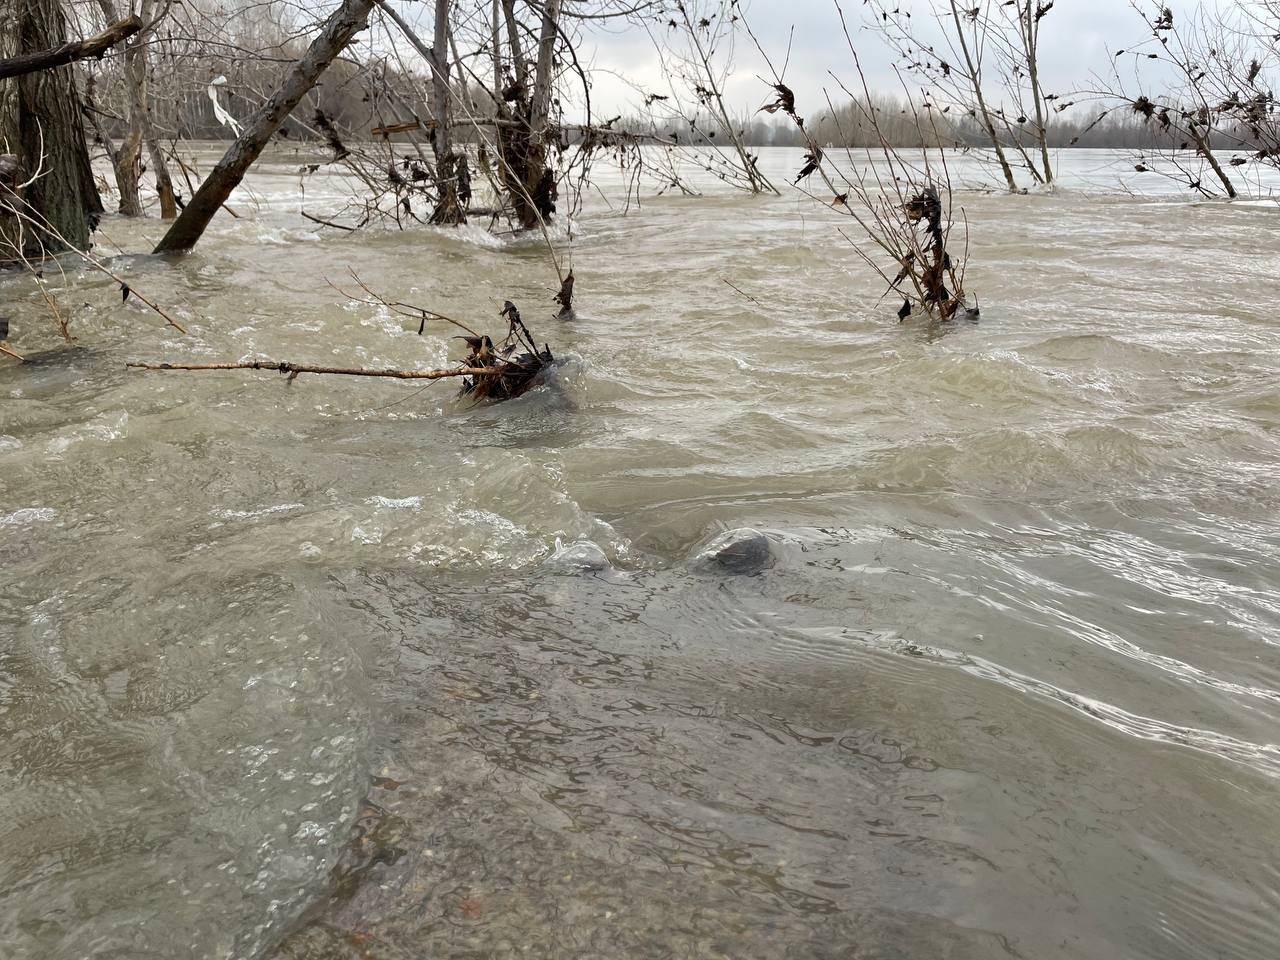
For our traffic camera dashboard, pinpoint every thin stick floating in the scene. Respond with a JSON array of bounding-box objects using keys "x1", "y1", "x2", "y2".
[{"x1": 126, "y1": 359, "x2": 501, "y2": 380}]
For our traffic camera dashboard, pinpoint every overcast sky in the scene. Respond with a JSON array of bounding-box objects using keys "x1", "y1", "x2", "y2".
[{"x1": 577, "y1": 1, "x2": 1209, "y2": 118}]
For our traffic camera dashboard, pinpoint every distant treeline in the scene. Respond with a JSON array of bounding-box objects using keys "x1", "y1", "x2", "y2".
[
  {"x1": 81, "y1": 8, "x2": 1247, "y2": 159},
  {"x1": 603, "y1": 96, "x2": 1260, "y2": 152},
  {"x1": 141, "y1": 90, "x2": 1235, "y2": 153}
]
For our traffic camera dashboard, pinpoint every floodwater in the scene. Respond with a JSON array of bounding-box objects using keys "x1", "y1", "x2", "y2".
[{"x1": 2, "y1": 146, "x2": 1279, "y2": 959}]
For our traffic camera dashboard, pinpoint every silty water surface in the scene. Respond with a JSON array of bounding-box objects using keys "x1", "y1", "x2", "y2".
[{"x1": 1, "y1": 147, "x2": 1279, "y2": 958}]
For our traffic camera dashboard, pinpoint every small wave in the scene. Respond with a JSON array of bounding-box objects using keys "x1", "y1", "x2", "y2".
[
  {"x1": 366, "y1": 496, "x2": 423, "y2": 510},
  {"x1": 210, "y1": 502, "x2": 306, "y2": 521},
  {"x1": 0, "y1": 507, "x2": 57, "y2": 527},
  {"x1": 44, "y1": 411, "x2": 129, "y2": 456},
  {"x1": 805, "y1": 625, "x2": 1280, "y2": 779}
]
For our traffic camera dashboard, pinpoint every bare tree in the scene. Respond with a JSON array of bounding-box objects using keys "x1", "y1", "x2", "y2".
[
  {"x1": 747, "y1": 3, "x2": 972, "y2": 322},
  {"x1": 1124, "y1": 1, "x2": 1278, "y2": 191},
  {"x1": 643, "y1": 0, "x2": 778, "y2": 194},
  {"x1": 372, "y1": 0, "x2": 469, "y2": 223},
  {"x1": 1087, "y1": 2, "x2": 1248, "y2": 198},
  {"x1": 153, "y1": 0, "x2": 378, "y2": 253},
  {"x1": 89, "y1": 0, "x2": 178, "y2": 218},
  {"x1": 866, "y1": 0, "x2": 1057, "y2": 190}
]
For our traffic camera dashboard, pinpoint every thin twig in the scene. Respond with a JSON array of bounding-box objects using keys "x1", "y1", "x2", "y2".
[
  {"x1": 721, "y1": 278, "x2": 762, "y2": 305},
  {"x1": 328, "y1": 268, "x2": 482, "y2": 338}
]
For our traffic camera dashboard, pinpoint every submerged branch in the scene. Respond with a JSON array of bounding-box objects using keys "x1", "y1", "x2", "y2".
[{"x1": 126, "y1": 359, "x2": 501, "y2": 380}]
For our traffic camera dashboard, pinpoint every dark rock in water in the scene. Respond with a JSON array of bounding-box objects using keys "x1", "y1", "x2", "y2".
[
  {"x1": 544, "y1": 538, "x2": 610, "y2": 574},
  {"x1": 691, "y1": 528, "x2": 773, "y2": 575}
]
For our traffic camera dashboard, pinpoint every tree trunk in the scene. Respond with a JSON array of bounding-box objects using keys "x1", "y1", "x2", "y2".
[
  {"x1": 500, "y1": 0, "x2": 527, "y2": 92},
  {"x1": 427, "y1": 0, "x2": 464, "y2": 223},
  {"x1": 376, "y1": 0, "x2": 465, "y2": 223},
  {"x1": 497, "y1": 0, "x2": 560, "y2": 229},
  {"x1": 949, "y1": 1, "x2": 1018, "y2": 193},
  {"x1": 0, "y1": 0, "x2": 104, "y2": 259},
  {"x1": 1189, "y1": 122, "x2": 1237, "y2": 198},
  {"x1": 113, "y1": 123, "x2": 143, "y2": 216},
  {"x1": 134, "y1": 0, "x2": 175, "y2": 219},
  {"x1": 144, "y1": 126, "x2": 177, "y2": 219},
  {"x1": 153, "y1": 0, "x2": 375, "y2": 254},
  {"x1": 98, "y1": 0, "x2": 175, "y2": 218},
  {"x1": 1020, "y1": 1, "x2": 1053, "y2": 186}
]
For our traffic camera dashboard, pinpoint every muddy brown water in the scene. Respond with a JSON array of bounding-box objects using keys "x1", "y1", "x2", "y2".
[{"x1": 2, "y1": 147, "x2": 1279, "y2": 959}]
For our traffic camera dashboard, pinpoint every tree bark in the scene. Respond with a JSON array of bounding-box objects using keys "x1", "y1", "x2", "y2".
[
  {"x1": 0, "y1": 14, "x2": 139, "y2": 81},
  {"x1": 153, "y1": 0, "x2": 376, "y2": 254},
  {"x1": 493, "y1": 0, "x2": 562, "y2": 229},
  {"x1": 0, "y1": 0, "x2": 105, "y2": 258},
  {"x1": 1019, "y1": 1, "x2": 1053, "y2": 186},
  {"x1": 427, "y1": 0, "x2": 464, "y2": 223},
  {"x1": 97, "y1": 0, "x2": 176, "y2": 218},
  {"x1": 376, "y1": 0, "x2": 465, "y2": 223},
  {"x1": 529, "y1": 0, "x2": 560, "y2": 140},
  {"x1": 500, "y1": 0, "x2": 527, "y2": 91}
]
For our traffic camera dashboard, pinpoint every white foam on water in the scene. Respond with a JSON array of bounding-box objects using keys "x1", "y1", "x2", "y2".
[
  {"x1": 211, "y1": 503, "x2": 306, "y2": 521},
  {"x1": 0, "y1": 507, "x2": 57, "y2": 527}
]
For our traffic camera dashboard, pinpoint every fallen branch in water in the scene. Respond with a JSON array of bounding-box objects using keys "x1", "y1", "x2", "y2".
[
  {"x1": 300, "y1": 210, "x2": 358, "y2": 231},
  {"x1": 331, "y1": 279, "x2": 556, "y2": 401},
  {"x1": 721, "y1": 278, "x2": 762, "y2": 306},
  {"x1": 130, "y1": 278, "x2": 558, "y2": 404},
  {"x1": 126, "y1": 359, "x2": 500, "y2": 380}
]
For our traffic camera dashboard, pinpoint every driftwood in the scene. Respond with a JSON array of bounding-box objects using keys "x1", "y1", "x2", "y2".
[
  {"x1": 370, "y1": 120, "x2": 424, "y2": 138},
  {"x1": 332, "y1": 274, "x2": 555, "y2": 402},
  {"x1": 0, "y1": 16, "x2": 141, "y2": 81},
  {"x1": 456, "y1": 301, "x2": 553, "y2": 401},
  {"x1": 128, "y1": 294, "x2": 556, "y2": 403},
  {"x1": 300, "y1": 210, "x2": 358, "y2": 231},
  {"x1": 126, "y1": 360, "x2": 499, "y2": 380},
  {"x1": 152, "y1": 0, "x2": 376, "y2": 254}
]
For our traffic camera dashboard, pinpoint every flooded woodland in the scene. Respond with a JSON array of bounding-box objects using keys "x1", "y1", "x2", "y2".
[{"x1": 2, "y1": 2, "x2": 1280, "y2": 959}]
